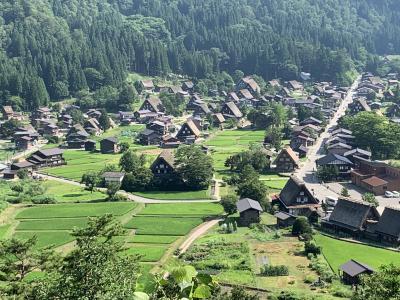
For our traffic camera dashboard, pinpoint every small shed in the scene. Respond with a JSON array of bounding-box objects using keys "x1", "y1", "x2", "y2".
[
  {"x1": 236, "y1": 198, "x2": 263, "y2": 226},
  {"x1": 100, "y1": 137, "x2": 119, "y2": 154},
  {"x1": 275, "y1": 211, "x2": 296, "y2": 228},
  {"x1": 85, "y1": 140, "x2": 96, "y2": 152},
  {"x1": 339, "y1": 259, "x2": 374, "y2": 285},
  {"x1": 102, "y1": 172, "x2": 125, "y2": 185}
]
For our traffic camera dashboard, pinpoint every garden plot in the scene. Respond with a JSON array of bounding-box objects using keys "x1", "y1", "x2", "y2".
[{"x1": 138, "y1": 203, "x2": 223, "y2": 217}]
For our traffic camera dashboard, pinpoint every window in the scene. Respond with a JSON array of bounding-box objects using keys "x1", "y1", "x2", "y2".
[
  {"x1": 296, "y1": 196, "x2": 301, "y2": 203},
  {"x1": 300, "y1": 191, "x2": 304, "y2": 196}
]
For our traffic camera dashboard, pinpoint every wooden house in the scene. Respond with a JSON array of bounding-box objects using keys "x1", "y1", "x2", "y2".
[
  {"x1": 316, "y1": 153, "x2": 353, "y2": 179},
  {"x1": 339, "y1": 260, "x2": 374, "y2": 285},
  {"x1": 236, "y1": 77, "x2": 260, "y2": 96},
  {"x1": 86, "y1": 109, "x2": 102, "y2": 120},
  {"x1": 84, "y1": 118, "x2": 102, "y2": 135},
  {"x1": 182, "y1": 81, "x2": 194, "y2": 93},
  {"x1": 226, "y1": 92, "x2": 240, "y2": 103},
  {"x1": 275, "y1": 211, "x2": 297, "y2": 228},
  {"x1": 84, "y1": 140, "x2": 96, "y2": 152},
  {"x1": 273, "y1": 176, "x2": 320, "y2": 217},
  {"x1": 327, "y1": 142, "x2": 352, "y2": 156},
  {"x1": 300, "y1": 117, "x2": 323, "y2": 127},
  {"x1": 274, "y1": 147, "x2": 299, "y2": 173},
  {"x1": 151, "y1": 150, "x2": 176, "y2": 176},
  {"x1": 176, "y1": 119, "x2": 201, "y2": 143},
  {"x1": 100, "y1": 137, "x2": 119, "y2": 154},
  {"x1": 350, "y1": 98, "x2": 371, "y2": 114},
  {"x1": 212, "y1": 113, "x2": 225, "y2": 127},
  {"x1": 322, "y1": 198, "x2": 380, "y2": 236},
  {"x1": 139, "y1": 96, "x2": 165, "y2": 113},
  {"x1": 160, "y1": 135, "x2": 181, "y2": 148},
  {"x1": 221, "y1": 101, "x2": 243, "y2": 120},
  {"x1": 15, "y1": 136, "x2": 34, "y2": 150},
  {"x1": 287, "y1": 80, "x2": 303, "y2": 91},
  {"x1": 1, "y1": 106, "x2": 14, "y2": 120},
  {"x1": 138, "y1": 129, "x2": 162, "y2": 145},
  {"x1": 139, "y1": 80, "x2": 154, "y2": 93},
  {"x1": 375, "y1": 207, "x2": 400, "y2": 246},
  {"x1": 236, "y1": 198, "x2": 263, "y2": 226},
  {"x1": 27, "y1": 148, "x2": 65, "y2": 168}
]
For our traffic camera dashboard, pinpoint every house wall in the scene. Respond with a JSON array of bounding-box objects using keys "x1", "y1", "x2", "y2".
[
  {"x1": 276, "y1": 152, "x2": 297, "y2": 172},
  {"x1": 239, "y1": 210, "x2": 260, "y2": 226}
]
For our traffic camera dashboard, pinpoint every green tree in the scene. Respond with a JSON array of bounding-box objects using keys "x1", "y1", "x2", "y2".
[
  {"x1": 81, "y1": 172, "x2": 100, "y2": 193},
  {"x1": 341, "y1": 187, "x2": 350, "y2": 197},
  {"x1": 362, "y1": 193, "x2": 379, "y2": 207},
  {"x1": 0, "y1": 119, "x2": 22, "y2": 138},
  {"x1": 220, "y1": 195, "x2": 238, "y2": 215},
  {"x1": 33, "y1": 215, "x2": 140, "y2": 299},
  {"x1": 106, "y1": 182, "x2": 121, "y2": 201},
  {"x1": 119, "y1": 142, "x2": 130, "y2": 153},
  {"x1": 98, "y1": 109, "x2": 111, "y2": 131},
  {"x1": 265, "y1": 126, "x2": 283, "y2": 150},
  {"x1": 316, "y1": 165, "x2": 339, "y2": 182},
  {"x1": 119, "y1": 150, "x2": 146, "y2": 173},
  {"x1": 292, "y1": 217, "x2": 312, "y2": 236},
  {"x1": 353, "y1": 264, "x2": 400, "y2": 300},
  {"x1": 175, "y1": 145, "x2": 214, "y2": 190},
  {"x1": 121, "y1": 170, "x2": 153, "y2": 192}
]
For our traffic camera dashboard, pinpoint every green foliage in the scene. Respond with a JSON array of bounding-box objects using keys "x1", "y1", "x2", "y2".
[
  {"x1": 292, "y1": 217, "x2": 312, "y2": 236},
  {"x1": 175, "y1": 145, "x2": 214, "y2": 190},
  {"x1": 362, "y1": 193, "x2": 378, "y2": 207},
  {"x1": 353, "y1": 264, "x2": 400, "y2": 300},
  {"x1": 105, "y1": 182, "x2": 121, "y2": 201},
  {"x1": 98, "y1": 109, "x2": 111, "y2": 131},
  {"x1": 341, "y1": 187, "x2": 350, "y2": 197},
  {"x1": 0, "y1": 119, "x2": 22, "y2": 138},
  {"x1": 260, "y1": 265, "x2": 289, "y2": 276},
  {"x1": 225, "y1": 145, "x2": 271, "y2": 173},
  {"x1": 81, "y1": 171, "x2": 101, "y2": 193},
  {"x1": 32, "y1": 215, "x2": 140, "y2": 299},
  {"x1": 159, "y1": 93, "x2": 186, "y2": 117},
  {"x1": 308, "y1": 256, "x2": 335, "y2": 283},
  {"x1": 304, "y1": 241, "x2": 321, "y2": 256},
  {"x1": 220, "y1": 194, "x2": 238, "y2": 215},
  {"x1": 340, "y1": 112, "x2": 400, "y2": 159},
  {"x1": 119, "y1": 150, "x2": 146, "y2": 173}
]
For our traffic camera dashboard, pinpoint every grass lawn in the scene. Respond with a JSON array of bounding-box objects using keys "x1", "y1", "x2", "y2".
[
  {"x1": 14, "y1": 231, "x2": 74, "y2": 249},
  {"x1": 43, "y1": 180, "x2": 107, "y2": 202},
  {"x1": 315, "y1": 234, "x2": 400, "y2": 272},
  {"x1": 138, "y1": 203, "x2": 223, "y2": 217},
  {"x1": 125, "y1": 216, "x2": 203, "y2": 235},
  {"x1": 16, "y1": 218, "x2": 89, "y2": 231},
  {"x1": 205, "y1": 129, "x2": 264, "y2": 178},
  {"x1": 43, "y1": 150, "x2": 122, "y2": 181},
  {"x1": 133, "y1": 189, "x2": 210, "y2": 200},
  {"x1": 126, "y1": 235, "x2": 180, "y2": 244},
  {"x1": 16, "y1": 202, "x2": 137, "y2": 219},
  {"x1": 0, "y1": 224, "x2": 11, "y2": 239},
  {"x1": 261, "y1": 178, "x2": 289, "y2": 190},
  {"x1": 93, "y1": 124, "x2": 145, "y2": 145},
  {"x1": 0, "y1": 141, "x2": 16, "y2": 162},
  {"x1": 125, "y1": 244, "x2": 169, "y2": 262}
]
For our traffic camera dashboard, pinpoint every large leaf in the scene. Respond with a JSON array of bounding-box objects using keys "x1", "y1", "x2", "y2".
[
  {"x1": 196, "y1": 273, "x2": 213, "y2": 285},
  {"x1": 133, "y1": 292, "x2": 149, "y2": 300},
  {"x1": 193, "y1": 284, "x2": 211, "y2": 299},
  {"x1": 171, "y1": 265, "x2": 197, "y2": 283}
]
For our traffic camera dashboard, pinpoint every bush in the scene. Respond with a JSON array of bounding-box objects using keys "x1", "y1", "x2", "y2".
[
  {"x1": 309, "y1": 256, "x2": 335, "y2": 283},
  {"x1": 32, "y1": 195, "x2": 57, "y2": 204},
  {"x1": 220, "y1": 194, "x2": 238, "y2": 215},
  {"x1": 304, "y1": 275, "x2": 316, "y2": 284},
  {"x1": 304, "y1": 241, "x2": 321, "y2": 256},
  {"x1": 292, "y1": 217, "x2": 312, "y2": 236},
  {"x1": 261, "y1": 265, "x2": 289, "y2": 276}
]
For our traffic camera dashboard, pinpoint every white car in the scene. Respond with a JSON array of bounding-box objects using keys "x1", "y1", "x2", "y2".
[
  {"x1": 385, "y1": 191, "x2": 394, "y2": 198},
  {"x1": 391, "y1": 191, "x2": 400, "y2": 198}
]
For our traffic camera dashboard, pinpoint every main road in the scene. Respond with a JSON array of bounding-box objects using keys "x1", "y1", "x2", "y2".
[{"x1": 294, "y1": 76, "x2": 361, "y2": 201}]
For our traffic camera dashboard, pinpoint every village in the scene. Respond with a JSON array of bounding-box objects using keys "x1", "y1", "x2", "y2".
[{"x1": 0, "y1": 68, "x2": 400, "y2": 299}]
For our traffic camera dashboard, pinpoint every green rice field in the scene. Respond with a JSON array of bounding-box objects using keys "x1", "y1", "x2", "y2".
[
  {"x1": 133, "y1": 189, "x2": 210, "y2": 200},
  {"x1": 138, "y1": 203, "x2": 223, "y2": 216}
]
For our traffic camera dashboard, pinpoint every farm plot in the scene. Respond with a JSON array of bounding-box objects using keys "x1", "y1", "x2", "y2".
[
  {"x1": 13, "y1": 202, "x2": 137, "y2": 249},
  {"x1": 125, "y1": 216, "x2": 203, "y2": 236},
  {"x1": 16, "y1": 202, "x2": 136, "y2": 219},
  {"x1": 138, "y1": 203, "x2": 223, "y2": 217},
  {"x1": 205, "y1": 130, "x2": 265, "y2": 178},
  {"x1": 43, "y1": 180, "x2": 107, "y2": 203},
  {"x1": 133, "y1": 189, "x2": 210, "y2": 200},
  {"x1": 122, "y1": 203, "x2": 223, "y2": 264},
  {"x1": 42, "y1": 150, "x2": 121, "y2": 181}
]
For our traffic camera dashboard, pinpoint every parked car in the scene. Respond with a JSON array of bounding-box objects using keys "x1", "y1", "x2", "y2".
[
  {"x1": 391, "y1": 191, "x2": 400, "y2": 198},
  {"x1": 325, "y1": 196, "x2": 338, "y2": 207},
  {"x1": 385, "y1": 191, "x2": 394, "y2": 198}
]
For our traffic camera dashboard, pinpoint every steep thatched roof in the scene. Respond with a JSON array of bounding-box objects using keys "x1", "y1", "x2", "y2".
[
  {"x1": 375, "y1": 207, "x2": 400, "y2": 240},
  {"x1": 328, "y1": 198, "x2": 379, "y2": 231}
]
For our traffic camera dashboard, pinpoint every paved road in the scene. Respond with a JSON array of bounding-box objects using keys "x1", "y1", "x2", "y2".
[
  {"x1": 38, "y1": 173, "x2": 220, "y2": 204},
  {"x1": 294, "y1": 76, "x2": 362, "y2": 202}
]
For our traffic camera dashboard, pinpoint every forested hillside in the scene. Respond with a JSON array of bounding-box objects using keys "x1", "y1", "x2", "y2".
[{"x1": 1, "y1": 0, "x2": 400, "y2": 109}]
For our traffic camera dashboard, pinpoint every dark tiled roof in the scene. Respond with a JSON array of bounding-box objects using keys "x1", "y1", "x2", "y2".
[
  {"x1": 340, "y1": 260, "x2": 374, "y2": 277},
  {"x1": 38, "y1": 148, "x2": 64, "y2": 157},
  {"x1": 101, "y1": 137, "x2": 118, "y2": 144},
  {"x1": 279, "y1": 176, "x2": 318, "y2": 207},
  {"x1": 275, "y1": 211, "x2": 296, "y2": 221},
  {"x1": 102, "y1": 172, "x2": 125, "y2": 179},
  {"x1": 316, "y1": 153, "x2": 353, "y2": 166},
  {"x1": 237, "y1": 198, "x2": 263, "y2": 213}
]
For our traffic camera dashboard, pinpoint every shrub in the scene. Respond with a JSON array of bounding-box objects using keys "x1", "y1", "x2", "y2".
[
  {"x1": 292, "y1": 217, "x2": 312, "y2": 236},
  {"x1": 304, "y1": 241, "x2": 321, "y2": 256},
  {"x1": 32, "y1": 195, "x2": 57, "y2": 204},
  {"x1": 304, "y1": 275, "x2": 316, "y2": 284},
  {"x1": 220, "y1": 194, "x2": 238, "y2": 215},
  {"x1": 261, "y1": 265, "x2": 289, "y2": 276},
  {"x1": 309, "y1": 256, "x2": 335, "y2": 283}
]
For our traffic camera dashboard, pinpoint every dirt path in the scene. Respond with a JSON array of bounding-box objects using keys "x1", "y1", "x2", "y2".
[{"x1": 178, "y1": 219, "x2": 222, "y2": 254}]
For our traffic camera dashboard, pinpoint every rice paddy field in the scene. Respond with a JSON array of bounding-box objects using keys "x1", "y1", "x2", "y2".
[
  {"x1": 205, "y1": 129, "x2": 265, "y2": 178},
  {"x1": 133, "y1": 189, "x2": 211, "y2": 200}
]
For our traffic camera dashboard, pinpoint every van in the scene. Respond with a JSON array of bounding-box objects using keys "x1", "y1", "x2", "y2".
[{"x1": 325, "y1": 196, "x2": 338, "y2": 207}]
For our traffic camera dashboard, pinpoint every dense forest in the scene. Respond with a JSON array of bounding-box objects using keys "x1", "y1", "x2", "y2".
[{"x1": 1, "y1": 0, "x2": 400, "y2": 109}]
